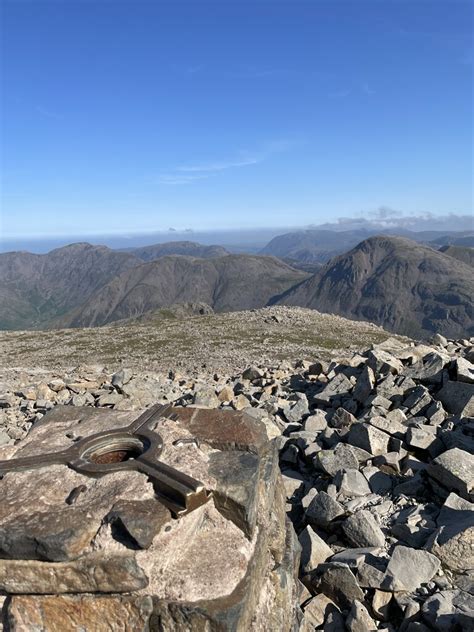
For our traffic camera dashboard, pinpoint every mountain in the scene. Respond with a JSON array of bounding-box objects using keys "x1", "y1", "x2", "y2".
[
  {"x1": 0, "y1": 243, "x2": 139, "y2": 330},
  {"x1": 430, "y1": 233, "x2": 474, "y2": 248},
  {"x1": 439, "y1": 245, "x2": 474, "y2": 268},
  {"x1": 260, "y1": 228, "x2": 474, "y2": 264},
  {"x1": 276, "y1": 235, "x2": 474, "y2": 338},
  {"x1": 57, "y1": 255, "x2": 308, "y2": 328},
  {"x1": 129, "y1": 240, "x2": 229, "y2": 261},
  {"x1": 260, "y1": 229, "x2": 373, "y2": 263}
]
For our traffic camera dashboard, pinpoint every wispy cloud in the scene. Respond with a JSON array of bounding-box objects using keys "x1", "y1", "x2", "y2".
[
  {"x1": 176, "y1": 155, "x2": 262, "y2": 173},
  {"x1": 158, "y1": 173, "x2": 210, "y2": 185},
  {"x1": 159, "y1": 140, "x2": 298, "y2": 185}
]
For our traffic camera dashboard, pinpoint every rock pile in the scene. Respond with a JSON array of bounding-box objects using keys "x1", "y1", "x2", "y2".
[{"x1": 0, "y1": 333, "x2": 473, "y2": 630}]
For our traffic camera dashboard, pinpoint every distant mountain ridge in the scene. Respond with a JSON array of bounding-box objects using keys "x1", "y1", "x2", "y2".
[
  {"x1": 128, "y1": 240, "x2": 230, "y2": 261},
  {"x1": 260, "y1": 227, "x2": 474, "y2": 264},
  {"x1": 1, "y1": 235, "x2": 472, "y2": 337},
  {"x1": 276, "y1": 235, "x2": 474, "y2": 338},
  {"x1": 0, "y1": 243, "x2": 139, "y2": 330},
  {"x1": 56, "y1": 254, "x2": 308, "y2": 328}
]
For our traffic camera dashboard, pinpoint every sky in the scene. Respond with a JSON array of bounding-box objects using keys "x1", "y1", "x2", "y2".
[{"x1": 1, "y1": 0, "x2": 472, "y2": 240}]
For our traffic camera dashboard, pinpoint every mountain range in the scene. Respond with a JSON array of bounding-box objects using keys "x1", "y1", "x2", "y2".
[
  {"x1": 260, "y1": 228, "x2": 474, "y2": 264},
  {"x1": 276, "y1": 235, "x2": 474, "y2": 338},
  {"x1": 1, "y1": 233, "x2": 473, "y2": 338}
]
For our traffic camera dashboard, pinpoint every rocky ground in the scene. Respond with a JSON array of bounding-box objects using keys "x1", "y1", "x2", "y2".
[
  {"x1": 0, "y1": 306, "x2": 394, "y2": 378},
  {"x1": 0, "y1": 308, "x2": 473, "y2": 630}
]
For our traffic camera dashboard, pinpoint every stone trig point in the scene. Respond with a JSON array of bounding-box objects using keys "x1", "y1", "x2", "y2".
[{"x1": 0, "y1": 404, "x2": 300, "y2": 630}]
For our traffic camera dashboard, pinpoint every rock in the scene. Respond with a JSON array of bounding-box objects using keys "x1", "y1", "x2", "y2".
[
  {"x1": 96, "y1": 392, "x2": 123, "y2": 407},
  {"x1": 336, "y1": 469, "x2": 372, "y2": 498},
  {"x1": 437, "y1": 381, "x2": 474, "y2": 416},
  {"x1": 403, "y1": 386, "x2": 432, "y2": 416},
  {"x1": 422, "y1": 589, "x2": 474, "y2": 632},
  {"x1": 346, "y1": 600, "x2": 377, "y2": 631},
  {"x1": 315, "y1": 566, "x2": 364, "y2": 610},
  {"x1": 282, "y1": 471, "x2": 305, "y2": 499},
  {"x1": 233, "y1": 393, "x2": 251, "y2": 410},
  {"x1": 306, "y1": 492, "x2": 345, "y2": 529},
  {"x1": 383, "y1": 545, "x2": 440, "y2": 592},
  {"x1": 304, "y1": 411, "x2": 328, "y2": 433},
  {"x1": 284, "y1": 394, "x2": 309, "y2": 423},
  {"x1": 406, "y1": 426, "x2": 437, "y2": 451},
  {"x1": 242, "y1": 365, "x2": 263, "y2": 381},
  {"x1": 353, "y1": 365, "x2": 376, "y2": 403},
  {"x1": 329, "y1": 407, "x2": 357, "y2": 428},
  {"x1": 372, "y1": 589, "x2": 392, "y2": 621},
  {"x1": 193, "y1": 386, "x2": 219, "y2": 408},
  {"x1": 48, "y1": 378, "x2": 66, "y2": 392},
  {"x1": 427, "y1": 448, "x2": 474, "y2": 501},
  {"x1": 0, "y1": 430, "x2": 14, "y2": 447},
  {"x1": 111, "y1": 368, "x2": 133, "y2": 389},
  {"x1": 298, "y1": 526, "x2": 333, "y2": 572},
  {"x1": 456, "y1": 357, "x2": 474, "y2": 384},
  {"x1": 367, "y1": 349, "x2": 403, "y2": 375},
  {"x1": 7, "y1": 594, "x2": 153, "y2": 630},
  {"x1": 348, "y1": 423, "x2": 389, "y2": 456},
  {"x1": 302, "y1": 594, "x2": 339, "y2": 628},
  {"x1": 217, "y1": 384, "x2": 234, "y2": 402},
  {"x1": 314, "y1": 444, "x2": 358, "y2": 477},
  {"x1": 342, "y1": 510, "x2": 386, "y2": 548},
  {"x1": 0, "y1": 554, "x2": 148, "y2": 593},
  {"x1": 313, "y1": 373, "x2": 352, "y2": 405},
  {"x1": 432, "y1": 333, "x2": 448, "y2": 346},
  {"x1": 426, "y1": 493, "x2": 474, "y2": 572}
]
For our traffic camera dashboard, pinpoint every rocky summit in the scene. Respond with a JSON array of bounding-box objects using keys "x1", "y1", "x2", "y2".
[{"x1": 0, "y1": 315, "x2": 473, "y2": 630}]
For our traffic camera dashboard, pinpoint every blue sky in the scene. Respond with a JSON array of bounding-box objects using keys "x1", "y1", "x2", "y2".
[{"x1": 1, "y1": 0, "x2": 472, "y2": 239}]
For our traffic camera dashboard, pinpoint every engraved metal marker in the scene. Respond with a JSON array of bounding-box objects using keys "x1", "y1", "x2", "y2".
[{"x1": 0, "y1": 403, "x2": 210, "y2": 516}]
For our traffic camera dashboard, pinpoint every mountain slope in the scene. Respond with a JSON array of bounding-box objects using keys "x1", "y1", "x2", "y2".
[
  {"x1": 59, "y1": 255, "x2": 308, "y2": 327},
  {"x1": 276, "y1": 236, "x2": 474, "y2": 338},
  {"x1": 130, "y1": 240, "x2": 229, "y2": 261},
  {"x1": 439, "y1": 245, "x2": 474, "y2": 268},
  {"x1": 260, "y1": 229, "x2": 372, "y2": 263},
  {"x1": 0, "y1": 243, "x2": 140, "y2": 330}
]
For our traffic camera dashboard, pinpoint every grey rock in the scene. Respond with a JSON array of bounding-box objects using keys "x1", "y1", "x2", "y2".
[
  {"x1": 353, "y1": 365, "x2": 375, "y2": 403},
  {"x1": 314, "y1": 443, "x2": 358, "y2": 477},
  {"x1": 422, "y1": 589, "x2": 474, "y2": 632},
  {"x1": 313, "y1": 373, "x2": 352, "y2": 405},
  {"x1": 427, "y1": 448, "x2": 474, "y2": 501},
  {"x1": 304, "y1": 410, "x2": 328, "y2": 433},
  {"x1": 346, "y1": 600, "x2": 377, "y2": 631},
  {"x1": 306, "y1": 492, "x2": 345, "y2": 528},
  {"x1": 329, "y1": 406, "x2": 357, "y2": 428},
  {"x1": 437, "y1": 381, "x2": 474, "y2": 416},
  {"x1": 316, "y1": 565, "x2": 365, "y2": 610},
  {"x1": 284, "y1": 394, "x2": 309, "y2": 423},
  {"x1": 456, "y1": 357, "x2": 474, "y2": 384},
  {"x1": 335, "y1": 469, "x2": 371, "y2": 498},
  {"x1": 242, "y1": 365, "x2": 263, "y2": 381},
  {"x1": 383, "y1": 545, "x2": 440, "y2": 592},
  {"x1": 367, "y1": 349, "x2": 403, "y2": 375},
  {"x1": 403, "y1": 386, "x2": 432, "y2": 416},
  {"x1": 348, "y1": 423, "x2": 389, "y2": 456},
  {"x1": 426, "y1": 493, "x2": 474, "y2": 572},
  {"x1": 406, "y1": 425, "x2": 437, "y2": 451},
  {"x1": 193, "y1": 386, "x2": 219, "y2": 408},
  {"x1": 432, "y1": 333, "x2": 448, "y2": 346},
  {"x1": 298, "y1": 526, "x2": 334, "y2": 572},
  {"x1": 342, "y1": 510, "x2": 386, "y2": 548},
  {"x1": 111, "y1": 368, "x2": 133, "y2": 389}
]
